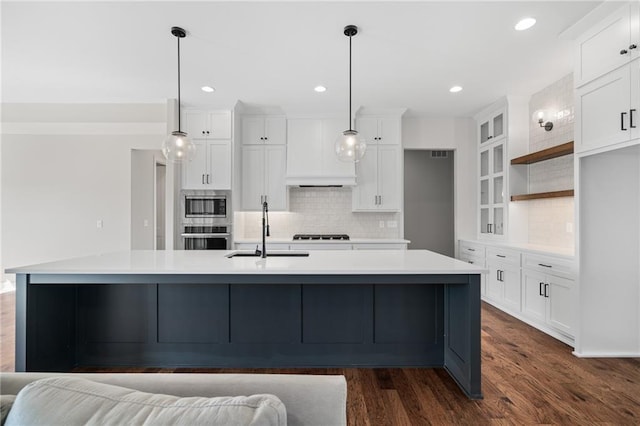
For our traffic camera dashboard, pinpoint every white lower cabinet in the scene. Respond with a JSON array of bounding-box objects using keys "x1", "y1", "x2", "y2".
[
  {"x1": 485, "y1": 247, "x2": 521, "y2": 313},
  {"x1": 459, "y1": 239, "x2": 576, "y2": 346},
  {"x1": 521, "y1": 254, "x2": 575, "y2": 339}
]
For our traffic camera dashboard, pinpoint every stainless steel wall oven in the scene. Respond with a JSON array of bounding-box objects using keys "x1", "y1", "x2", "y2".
[{"x1": 182, "y1": 225, "x2": 231, "y2": 250}]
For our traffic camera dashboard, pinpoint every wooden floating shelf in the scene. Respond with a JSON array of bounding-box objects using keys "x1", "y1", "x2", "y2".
[
  {"x1": 510, "y1": 190, "x2": 575, "y2": 202},
  {"x1": 511, "y1": 141, "x2": 574, "y2": 165}
]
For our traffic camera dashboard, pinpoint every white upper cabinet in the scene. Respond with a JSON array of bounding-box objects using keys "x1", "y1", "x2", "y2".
[
  {"x1": 242, "y1": 116, "x2": 286, "y2": 145},
  {"x1": 575, "y1": 2, "x2": 639, "y2": 87},
  {"x1": 185, "y1": 110, "x2": 232, "y2": 140},
  {"x1": 285, "y1": 118, "x2": 356, "y2": 186},
  {"x1": 575, "y1": 2, "x2": 640, "y2": 155},
  {"x1": 182, "y1": 110, "x2": 232, "y2": 190},
  {"x1": 357, "y1": 117, "x2": 400, "y2": 145},
  {"x1": 240, "y1": 144, "x2": 287, "y2": 211}
]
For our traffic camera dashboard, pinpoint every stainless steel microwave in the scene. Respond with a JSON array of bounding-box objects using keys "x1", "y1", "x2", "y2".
[{"x1": 184, "y1": 195, "x2": 226, "y2": 218}]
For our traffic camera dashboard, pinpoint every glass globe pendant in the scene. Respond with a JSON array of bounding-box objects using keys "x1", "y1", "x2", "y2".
[
  {"x1": 162, "y1": 27, "x2": 196, "y2": 163},
  {"x1": 335, "y1": 25, "x2": 366, "y2": 163},
  {"x1": 335, "y1": 129, "x2": 366, "y2": 162}
]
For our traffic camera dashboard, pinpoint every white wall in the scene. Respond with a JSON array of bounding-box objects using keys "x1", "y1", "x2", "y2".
[
  {"x1": 1, "y1": 103, "x2": 167, "y2": 281},
  {"x1": 402, "y1": 117, "x2": 477, "y2": 252},
  {"x1": 131, "y1": 149, "x2": 164, "y2": 249}
]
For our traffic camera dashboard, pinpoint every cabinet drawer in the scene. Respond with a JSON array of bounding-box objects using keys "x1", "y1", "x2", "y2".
[
  {"x1": 486, "y1": 247, "x2": 520, "y2": 266},
  {"x1": 459, "y1": 240, "x2": 486, "y2": 257},
  {"x1": 522, "y1": 253, "x2": 574, "y2": 277},
  {"x1": 459, "y1": 253, "x2": 485, "y2": 267}
]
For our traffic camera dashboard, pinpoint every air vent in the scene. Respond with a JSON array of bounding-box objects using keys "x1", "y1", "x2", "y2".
[{"x1": 431, "y1": 150, "x2": 449, "y2": 158}]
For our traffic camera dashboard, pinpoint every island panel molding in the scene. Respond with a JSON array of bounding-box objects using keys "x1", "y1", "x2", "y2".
[{"x1": 11, "y1": 250, "x2": 483, "y2": 399}]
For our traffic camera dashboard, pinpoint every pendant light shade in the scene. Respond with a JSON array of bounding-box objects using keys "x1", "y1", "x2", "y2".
[
  {"x1": 335, "y1": 25, "x2": 366, "y2": 163},
  {"x1": 162, "y1": 27, "x2": 196, "y2": 163}
]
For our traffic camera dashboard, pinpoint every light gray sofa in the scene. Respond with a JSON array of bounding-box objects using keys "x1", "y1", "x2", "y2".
[{"x1": 0, "y1": 372, "x2": 347, "y2": 426}]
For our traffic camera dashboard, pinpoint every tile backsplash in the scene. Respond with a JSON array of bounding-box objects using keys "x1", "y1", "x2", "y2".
[
  {"x1": 235, "y1": 187, "x2": 401, "y2": 239},
  {"x1": 526, "y1": 73, "x2": 574, "y2": 250}
]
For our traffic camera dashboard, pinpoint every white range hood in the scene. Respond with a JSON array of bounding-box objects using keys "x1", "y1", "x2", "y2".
[{"x1": 285, "y1": 118, "x2": 356, "y2": 186}]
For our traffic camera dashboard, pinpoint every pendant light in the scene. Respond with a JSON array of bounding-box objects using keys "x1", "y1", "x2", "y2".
[
  {"x1": 335, "y1": 25, "x2": 366, "y2": 163},
  {"x1": 162, "y1": 26, "x2": 196, "y2": 162}
]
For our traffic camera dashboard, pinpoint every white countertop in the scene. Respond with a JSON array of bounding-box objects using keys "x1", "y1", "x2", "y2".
[
  {"x1": 6, "y1": 249, "x2": 486, "y2": 275},
  {"x1": 462, "y1": 240, "x2": 574, "y2": 258},
  {"x1": 234, "y1": 238, "x2": 411, "y2": 245}
]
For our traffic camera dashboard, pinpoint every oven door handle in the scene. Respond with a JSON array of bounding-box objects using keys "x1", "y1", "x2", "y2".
[{"x1": 181, "y1": 233, "x2": 231, "y2": 238}]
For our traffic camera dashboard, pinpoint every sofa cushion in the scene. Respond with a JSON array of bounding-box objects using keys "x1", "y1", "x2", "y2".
[
  {"x1": 0, "y1": 395, "x2": 16, "y2": 426},
  {"x1": 5, "y1": 376, "x2": 286, "y2": 426}
]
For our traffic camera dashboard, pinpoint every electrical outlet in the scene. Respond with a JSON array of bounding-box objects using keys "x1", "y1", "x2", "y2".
[
  {"x1": 96, "y1": 219, "x2": 103, "y2": 229},
  {"x1": 379, "y1": 220, "x2": 385, "y2": 228},
  {"x1": 386, "y1": 220, "x2": 398, "y2": 228},
  {"x1": 566, "y1": 222, "x2": 573, "y2": 233},
  {"x1": 144, "y1": 219, "x2": 149, "y2": 227}
]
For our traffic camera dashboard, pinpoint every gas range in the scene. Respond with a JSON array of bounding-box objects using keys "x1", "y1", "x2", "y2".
[{"x1": 292, "y1": 234, "x2": 350, "y2": 241}]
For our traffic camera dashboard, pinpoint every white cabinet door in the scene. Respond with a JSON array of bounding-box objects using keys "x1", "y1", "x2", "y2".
[
  {"x1": 632, "y1": 59, "x2": 640, "y2": 141},
  {"x1": 208, "y1": 111, "x2": 232, "y2": 139},
  {"x1": 576, "y1": 3, "x2": 634, "y2": 86},
  {"x1": 478, "y1": 107, "x2": 506, "y2": 145},
  {"x1": 486, "y1": 264, "x2": 504, "y2": 302},
  {"x1": 353, "y1": 146, "x2": 378, "y2": 210},
  {"x1": 357, "y1": 117, "x2": 378, "y2": 144},
  {"x1": 241, "y1": 145, "x2": 265, "y2": 211},
  {"x1": 522, "y1": 269, "x2": 547, "y2": 323},
  {"x1": 378, "y1": 117, "x2": 401, "y2": 145},
  {"x1": 264, "y1": 145, "x2": 287, "y2": 211},
  {"x1": 377, "y1": 145, "x2": 401, "y2": 211},
  {"x1": 547, "y1": 275, "x2": 575, "y2": 337},
  {"x1": 502, "y1": 265, "x2": 521, "y2": 312},
  {"x1": 264, "y1": 117, "x2": 287, "y2": 145},
  {"x1": 576, "y1": 66, "x2": 633, "y2": 153},
  {"x1": 183, "y1": 141, "x2": 209, "y2": 189},
  {"x1": 185, "y1": 111, "x2": 209, "y2": 140},
  {"x1": 208, "y1": 141, "x2": 231, "y2": 190},
  {"x1": 479, "y1": 141, "x2": 506, "y2": 237},
  {"x1": 321, "y1": 118, "x2": 356, "y2": 178},
  {"x1": 242, "y1": 117, "x2": 266, "y2": 145}
]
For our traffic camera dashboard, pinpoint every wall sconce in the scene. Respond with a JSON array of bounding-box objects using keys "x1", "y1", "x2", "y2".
[{"x1": 537, "y1": 111, "x2": 553, "y2": 131}]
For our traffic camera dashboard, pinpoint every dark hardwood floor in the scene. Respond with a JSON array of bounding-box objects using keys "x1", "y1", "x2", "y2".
[{"x1": 1, "y1": 290, "x2": 639, "y2": 424}]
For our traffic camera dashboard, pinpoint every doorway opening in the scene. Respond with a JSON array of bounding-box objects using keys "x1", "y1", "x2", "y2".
[
  {"x1": 155, "y1": 160, "x2": 166, "y2": 250},
  {"x1": 404, "y1": 149, "x2": 455, "y2": 256}
]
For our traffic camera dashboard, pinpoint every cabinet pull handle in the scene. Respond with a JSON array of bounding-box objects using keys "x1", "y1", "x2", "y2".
[
  {"x1": 488, "y1": 223, "x2": 493, "y2": 233},
  {"x1": 620, "y1": 49, "x2": 628, "y2": 55},
  {"x1": 467, "y1": 248, "x2": 475, "y2": 252},
  {"x1": 488, "y1": 135, "x2": 493, "y2": 139},
  {"x1": 630, "y1": 44, "x2": 638, "y2": 50},
  {"x1": 202, "y1": 131, "x2": 206, "y2": 135},
  {"x1": 206, "y1": 174, "x2": 210, "y2": 184},
  {"x1": 497, "y1": 270, "x2": 500, "y2": 281},
  {"x1": 496, "y1": 254, "x2": 506, "y2": 258},
  {"x1": 265, "y1": 137, "x2": 268, "y2": 141},
  {"x1": 468, "y1": 260, "x2": 474, "y2": 264},
  {"x1": 206, "y1": 131, "x2": 210, "y2": 135},
  {"x1": 539, "y1": 282, "x2": 544, "y2": 296},
  {"x1": 379, "y1": 195, "x2": 382, "y2": 205},
  {"x1": 621, "y1": 112, "x2": 628, "y2": 130},
  {"x1": 202, "y1": 174, "x2": 205, "y2": 184},
  {"x1": 631, "y1": 109, "x2": 636, "y2": 129},
  {"x1": 544, "y1": 283, "x2": 549, "y2": 298},
  {"x1": 538, "y1": 263, "x2": 552, "y2": 268}
]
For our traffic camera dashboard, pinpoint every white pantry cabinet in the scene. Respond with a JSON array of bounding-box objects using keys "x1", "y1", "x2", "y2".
[
  {"x1": 185, "y1": 110, "x2": 232, "y2": 140},
  {"x1": 242, "y1": 116, "x2": 286, "y2": 145},
  {"x1": 478, "y1": 140, "x2": 506, "y2": 237},
  {"x1": 352, "y1": 115, "x2": 402, "y2": 212},
  {"x1": 575, "y1": 2, "x2": 640, "y2": 155},
  {"x1": 574, "y1": 2, "x2": 639, "y2": 87}
]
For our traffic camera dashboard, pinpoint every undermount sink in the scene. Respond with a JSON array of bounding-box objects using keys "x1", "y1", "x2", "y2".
[{"x1": 225, "y1": 250, "x2": 310, "y2": 258}]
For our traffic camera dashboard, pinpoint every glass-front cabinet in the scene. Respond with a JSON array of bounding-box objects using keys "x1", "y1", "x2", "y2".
[
  {"x1": 479, "y1": 140, "x2": 506, "y2": 237},
  {"x1": 479, "y1": 108, "x2": 506, "y2": 145}
]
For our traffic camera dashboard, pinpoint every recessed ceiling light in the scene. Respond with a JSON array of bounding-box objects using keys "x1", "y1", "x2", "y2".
[
  {"x1": 515, "y1": 17, "x2": 536, "y2": 31},
  {"x1": 201, "y1": 86, "x2": 215, "y2": 93},
  {"x1": 449, "y1": 86, "x2": 463, "y2": 93},
  {"x1": 314, "y1": 85, "x2": 327, "y2": 93}
]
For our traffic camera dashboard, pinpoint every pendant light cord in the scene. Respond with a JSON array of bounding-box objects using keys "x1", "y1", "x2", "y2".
[
  {"x1": 177, "y1": 35, "x2": 182, "y2": 132},
  {"x1": 348, "y1": 33, "x2": 352, "y2": 131}
]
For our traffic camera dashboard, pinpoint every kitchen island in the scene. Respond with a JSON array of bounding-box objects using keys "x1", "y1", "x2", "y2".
[{"x1": 9, "y1": 249, "x2": 485, "y2": 398}]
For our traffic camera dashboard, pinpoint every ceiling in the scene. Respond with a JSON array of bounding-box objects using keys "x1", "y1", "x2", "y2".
[{"x1": 1, "y1": 1, "x2": 601, "y2": 117}]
